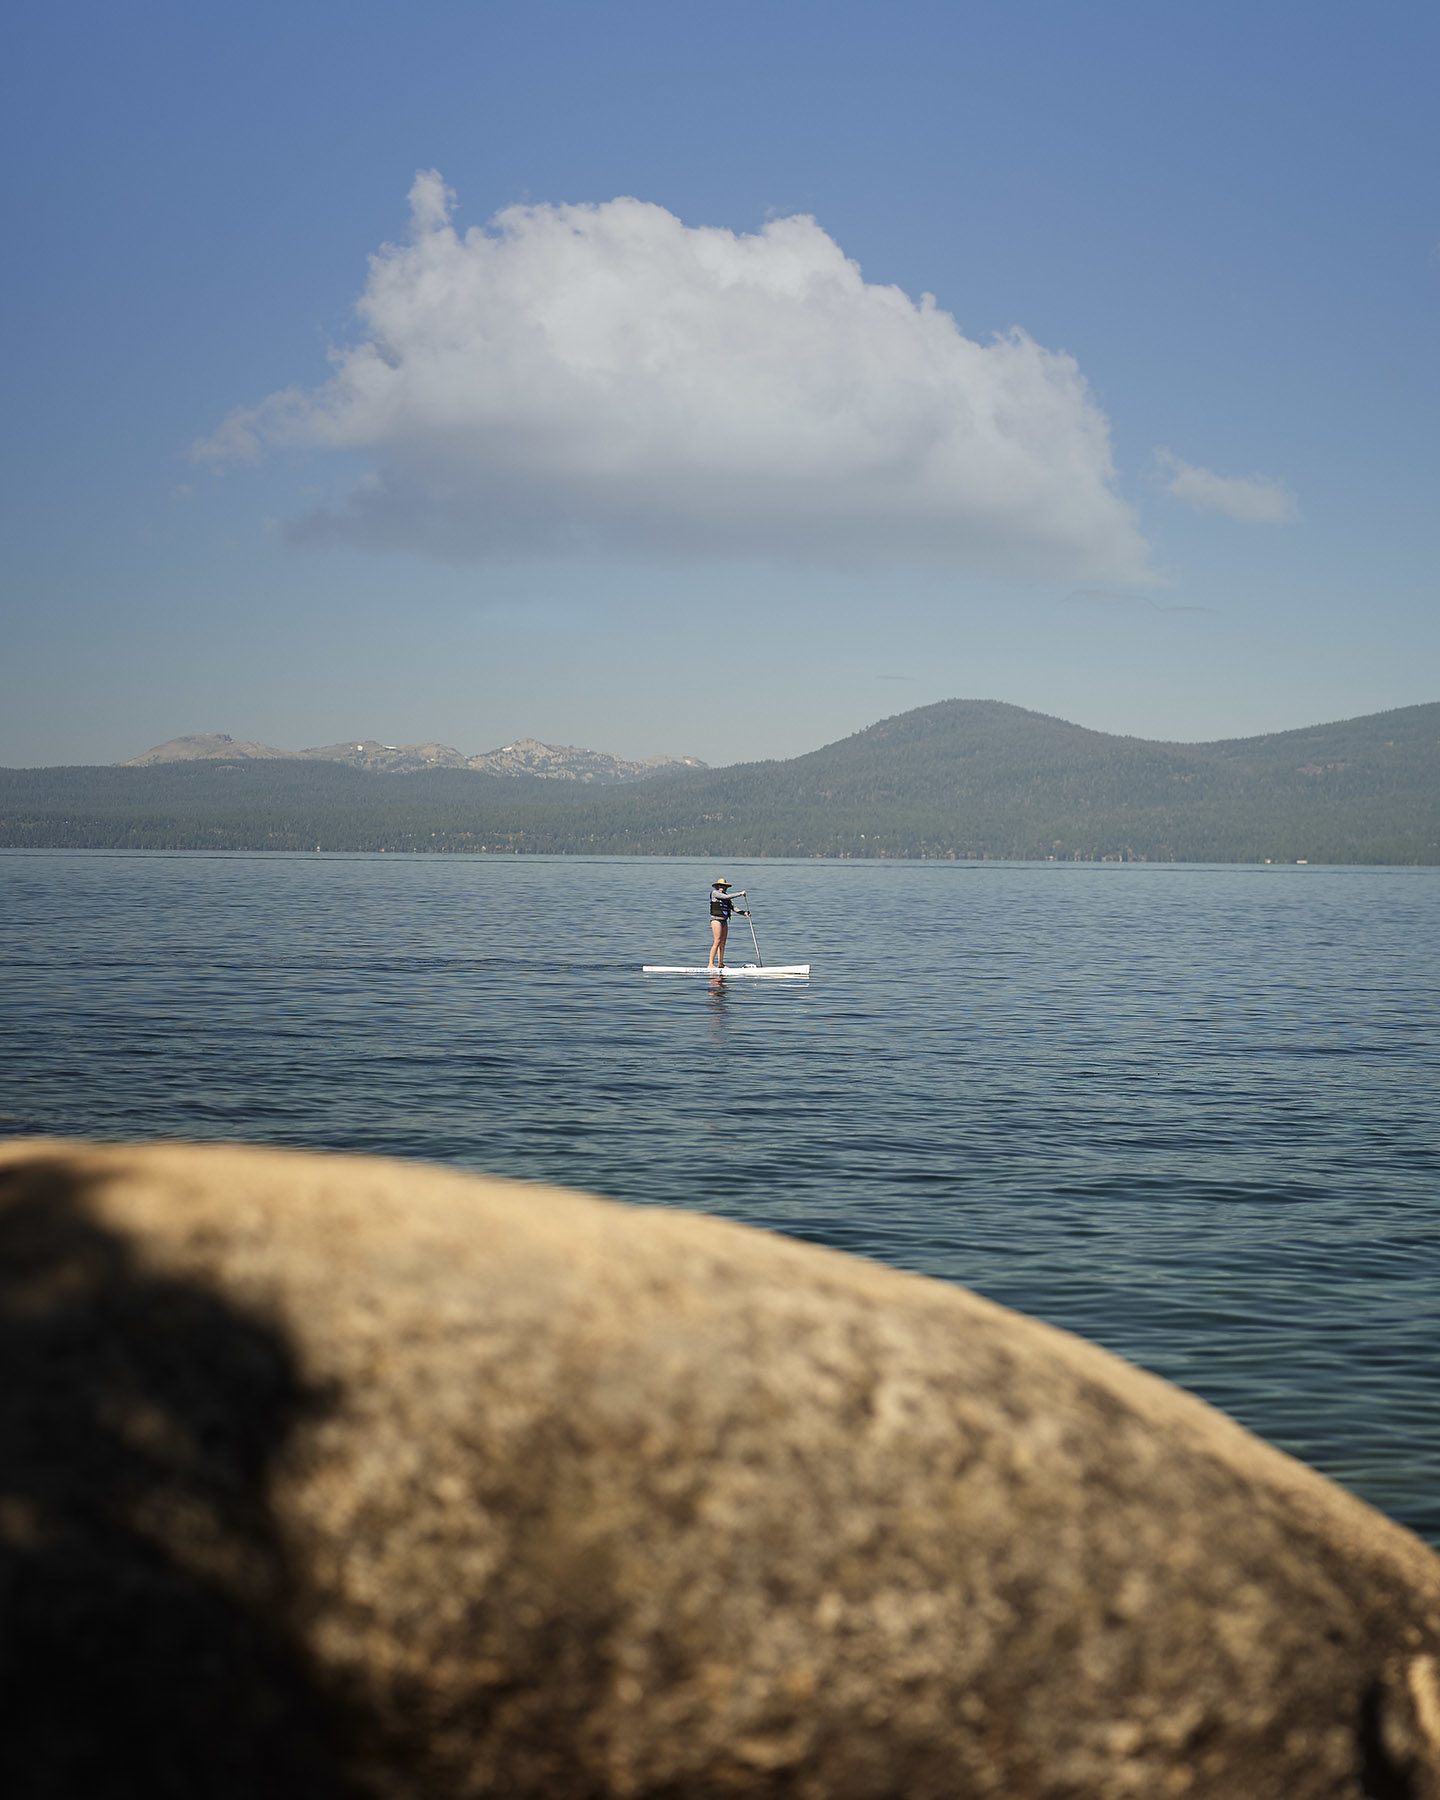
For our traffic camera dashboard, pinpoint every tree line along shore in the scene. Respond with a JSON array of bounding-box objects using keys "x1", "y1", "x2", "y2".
[{"x1": 3, "y1": 698, "x2": 1437, "y2": 865}]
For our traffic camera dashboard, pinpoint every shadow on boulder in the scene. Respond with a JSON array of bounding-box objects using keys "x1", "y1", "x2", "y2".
[{"x1": 0, "y1": 1157, "x2": 365, "y2": 1800}]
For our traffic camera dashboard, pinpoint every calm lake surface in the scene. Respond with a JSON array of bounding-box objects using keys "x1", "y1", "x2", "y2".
[{"x1": 3, "y1": 850, "x2": 1438, "y2": 1544}]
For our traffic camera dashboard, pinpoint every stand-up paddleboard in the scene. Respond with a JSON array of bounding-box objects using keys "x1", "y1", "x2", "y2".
[
  {"x1": 649, "y1": 892, "x2": 808, "y2": 976},
  {"x1": 642, "y1": 963, "x2": 810, "y2": 978}
]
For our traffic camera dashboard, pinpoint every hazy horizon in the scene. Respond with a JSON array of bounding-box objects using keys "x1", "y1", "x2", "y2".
[{"x1": 9, "y1": 693, "x2": 1438, "y2": 774}]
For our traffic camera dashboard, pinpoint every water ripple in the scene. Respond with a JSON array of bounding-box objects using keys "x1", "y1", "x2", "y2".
[{"x1": 2, "y1": 850, "x2": 1437, "y2": 1543}]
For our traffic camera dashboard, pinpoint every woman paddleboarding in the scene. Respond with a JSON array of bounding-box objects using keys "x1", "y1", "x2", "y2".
[{"x1": 708, "y1": 877, "x2": 747, "y2": 970}]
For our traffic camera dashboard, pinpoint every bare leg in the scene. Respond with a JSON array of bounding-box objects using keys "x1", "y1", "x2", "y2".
[{"x1": 708, "y1": 918, "x2": 724, "y2": 968}]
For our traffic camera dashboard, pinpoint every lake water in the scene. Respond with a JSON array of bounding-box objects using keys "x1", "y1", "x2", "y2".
[{"x1": 3, "y1": 850, "x2": 1438, "y2": 1545}]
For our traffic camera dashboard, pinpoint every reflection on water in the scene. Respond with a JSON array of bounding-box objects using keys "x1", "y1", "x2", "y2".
[{"x1": 3, "y1": 850, "x2": 1438, "y2": 1543}]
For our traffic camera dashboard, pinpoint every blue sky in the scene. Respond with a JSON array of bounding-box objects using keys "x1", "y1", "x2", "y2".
[{"x1": 3, "y1": 0, "x2": 1436, "y2": 767}]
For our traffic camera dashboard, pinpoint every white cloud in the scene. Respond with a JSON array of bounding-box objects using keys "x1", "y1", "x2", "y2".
[
  {"x1": 197, "y1": 171, "x2": 1148, "y2": 579},
  {"x1": 1155, "y1": 450, "x2": 1300, "y2": 525}
]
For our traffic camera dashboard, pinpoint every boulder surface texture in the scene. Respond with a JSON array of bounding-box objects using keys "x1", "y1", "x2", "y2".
[{"x1": 2, "y1": 1138, "x2": 1439, "y2": 1800}]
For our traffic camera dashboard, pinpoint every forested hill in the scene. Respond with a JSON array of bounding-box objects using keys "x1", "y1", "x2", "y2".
[{"x1": 3, "y1": 699, "x2": 1437, "y2": 863}]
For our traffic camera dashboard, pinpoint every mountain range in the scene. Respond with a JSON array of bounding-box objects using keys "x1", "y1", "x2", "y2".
[
  {"x1": 4, "y1": 699, "x2": 1437, "y2": 864},
  {"x1": 123, "y1": 733, "x2": 706, "y2": 782}
]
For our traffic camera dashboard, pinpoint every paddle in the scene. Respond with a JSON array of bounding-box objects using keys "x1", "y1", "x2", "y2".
[{"x1": 735, "y1": 894, "x2": 763, "y2": 966}]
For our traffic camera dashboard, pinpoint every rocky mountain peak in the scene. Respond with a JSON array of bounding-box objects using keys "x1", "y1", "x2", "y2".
[{"x1": 122, "y1": 733, "x2": 706, "y2": 782}]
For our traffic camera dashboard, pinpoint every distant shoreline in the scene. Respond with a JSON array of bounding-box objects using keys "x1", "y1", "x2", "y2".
[{"x1": 3, "y1": 698, "x2": 1437, "y2": 866}]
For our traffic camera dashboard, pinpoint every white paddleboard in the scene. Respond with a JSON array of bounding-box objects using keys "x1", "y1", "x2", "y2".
[{"x1": 642, "y1": 964, "x2": 810, "y2": 978}]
